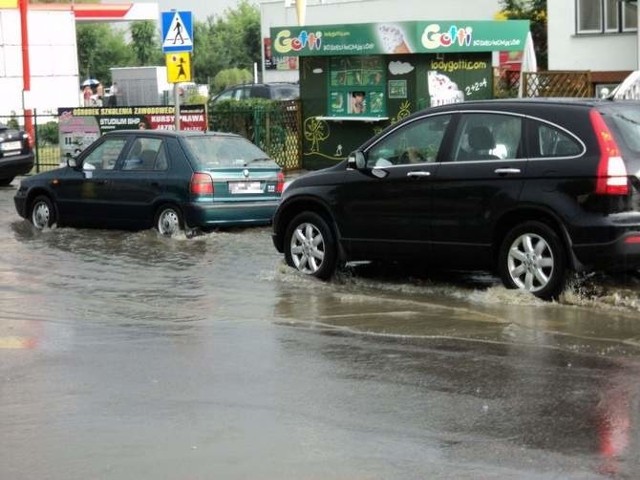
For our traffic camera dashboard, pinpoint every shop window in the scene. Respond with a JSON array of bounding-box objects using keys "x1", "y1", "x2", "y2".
[
  {"x1": 577, "y1": 0, "x2": 637, "y2": 33},
  {"x1": 328, "y1": 56, "x2": 386, "y2": 118}
]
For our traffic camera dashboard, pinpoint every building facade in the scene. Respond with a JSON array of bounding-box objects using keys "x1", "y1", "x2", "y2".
[
  {"x1": 260, "y1": 0, "x2": 504, "y2": 83},
  {"x1": 548, "y1": 0, "x2": 638, "y2": 90}
]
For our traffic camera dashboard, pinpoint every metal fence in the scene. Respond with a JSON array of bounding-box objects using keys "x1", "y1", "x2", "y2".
[
  {"x1": 3, "y1": 100, "x2": 304, "y2": 176},
  {"x1": 0, "y1": 111, "x2": 62, "y2": 174},
  {"x1": 209, "y1": 100, "x2": 302, "y2": 171}
]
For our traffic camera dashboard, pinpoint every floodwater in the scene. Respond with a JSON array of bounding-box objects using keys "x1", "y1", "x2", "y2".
[{"x1": 1, "y1": 181, "x2": 640, "y2": 479}]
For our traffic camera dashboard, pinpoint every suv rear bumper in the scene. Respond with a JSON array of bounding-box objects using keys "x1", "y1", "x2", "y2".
[{"x1": 573, "y1": 232, "x2": 640, "y2": 272}]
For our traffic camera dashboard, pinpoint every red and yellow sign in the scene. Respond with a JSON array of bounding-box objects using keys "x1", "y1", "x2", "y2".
[
  {"x1": 0, "y1": 0, "x2": 17, "y2": 8},
  {"x1": 166, "y1": 52, "x2": 191, "y2": 83}
]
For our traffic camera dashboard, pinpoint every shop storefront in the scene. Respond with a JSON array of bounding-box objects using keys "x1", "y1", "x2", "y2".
[{"x1": 271, "y1": 20, "x2": 529, "y2": 169}]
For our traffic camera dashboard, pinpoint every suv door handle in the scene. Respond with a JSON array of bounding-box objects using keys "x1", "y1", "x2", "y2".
[
  {"x1": 494, "y1": 168, "x2": 521, "y2": 175},
  {"x1": 407, "y1": 171, "x2": 431, "y2": 178}
]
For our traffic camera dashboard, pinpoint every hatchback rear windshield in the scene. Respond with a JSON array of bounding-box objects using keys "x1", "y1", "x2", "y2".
[
  {"x1": 271, "y1": 86, "x2": 299, "y2": 100},
  {"x1": 185, "y1": 136, "x2": 279, "y2": 169},
  {"x1": 606, "y1": 106, "x2": 640, "y2": 154}
]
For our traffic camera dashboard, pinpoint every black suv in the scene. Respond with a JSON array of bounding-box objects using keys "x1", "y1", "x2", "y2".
[
  {"x1": 210, "y1": 82, "x2": 299, "y2": 106},
  {"x1": 0, "y1": 124, "x2": 33, "y2": 186},
  {"x1": 272, "y1": 99, "x2": 640, "y2": 299}
]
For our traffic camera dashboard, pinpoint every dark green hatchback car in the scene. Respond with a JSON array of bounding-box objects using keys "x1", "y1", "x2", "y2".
[{"x1": 14, "y1": 130, "x2": 284, "y2": 235}]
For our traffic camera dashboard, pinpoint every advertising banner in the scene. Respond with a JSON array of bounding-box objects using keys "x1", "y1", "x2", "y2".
[
  {"x1": 271, "y1": 20, "x2": 529, "y2": 57},
  {"x1": 58, "y1": 104, "x2": 207, "y2": 161}
]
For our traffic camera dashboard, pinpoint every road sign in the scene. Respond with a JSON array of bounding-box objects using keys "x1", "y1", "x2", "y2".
[
  {"x1": 161, "y1": 11, "x2": 193, "y2": 53},
  {"x1": 166, "y1": 52, "x2": 191, "y2": 83}
]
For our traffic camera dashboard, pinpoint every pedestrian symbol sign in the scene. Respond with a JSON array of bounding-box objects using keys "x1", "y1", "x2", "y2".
[
  {"x1": 166, "y1": 52, "x2": 192, "y2": 83},
  {"x1": 162, "y1": 11, "x2": 193, "y2": 53}
]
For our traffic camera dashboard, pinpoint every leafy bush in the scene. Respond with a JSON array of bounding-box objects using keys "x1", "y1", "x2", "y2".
[
  {"x1": 208, "y1": 98, "x2": 298, "y2": 165},
  {"x1": 7, "y1": 112, "x2": 19, "y2": 129},
  {"x1": 211, "y1": 68, "x2": 253, "y2": 94},
  {"x1": 37, "y1": 121, "x2": 59, "y2": 145}
]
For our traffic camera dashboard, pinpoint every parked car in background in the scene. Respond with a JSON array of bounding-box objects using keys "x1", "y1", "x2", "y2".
[
  {"x1": 14, "y1": 130, "x2": 284, "y2": 236},
  {"x1": 0, "y1": 124, "x2": 33, "y2": 186},
  {"x1": 210, "y1": 82, "x2": 299, "y2": 106},
  {"x1": 272, "y1": 98, "x2": 640, "y2": 300}
]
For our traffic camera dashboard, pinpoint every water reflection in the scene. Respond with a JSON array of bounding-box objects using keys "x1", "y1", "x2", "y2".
[{"x1": 272, "y1": 275, "x2": 640, "y2": 476}]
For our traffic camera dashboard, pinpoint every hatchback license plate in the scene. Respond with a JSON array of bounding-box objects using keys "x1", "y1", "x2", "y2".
[
  {"x1": 229, "y1": 181, "x2": 263, "y2": 194},
  {"x1": 1, "y1": 141, "x2": 21, "y2": 152}
]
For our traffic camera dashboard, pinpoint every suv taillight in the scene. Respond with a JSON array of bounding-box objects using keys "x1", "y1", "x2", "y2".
[
  {"x1": 190, "y1": 172, "x2": 214, "y2": 196},
  {"x1": 590, "y1": 109, "x2": 629, "y2": 196},
  {"x1": 276, "y1": 171, "x2": 285, "y2": 194}
]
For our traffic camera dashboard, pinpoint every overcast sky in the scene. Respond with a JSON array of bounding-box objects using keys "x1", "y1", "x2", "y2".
[{"x1": 104, "y1": 0, "x2": 250, "y2": 21}]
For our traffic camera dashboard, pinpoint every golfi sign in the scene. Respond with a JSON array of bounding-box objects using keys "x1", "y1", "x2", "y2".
[
  {"x1": 270, "y1": 20, "x2": 529, "y2": 56},
  {"x1": 421, "y1": 24, "x2": 473, "y2": 50}
]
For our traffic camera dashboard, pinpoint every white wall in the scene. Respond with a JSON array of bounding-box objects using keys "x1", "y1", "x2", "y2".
[
  {"x1": 260, "y1": 0, "x2": 502, "y2": 83},
  {"x1": 0, "y1": 9, "x2": 80, "y2": 116},
  {"x1": 547, "y1": 1, "x2": 637, "y2": 71}
]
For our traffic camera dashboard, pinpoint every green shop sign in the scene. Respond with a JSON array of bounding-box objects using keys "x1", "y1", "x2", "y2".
[{"x1": 271, "y1": 20, "x2": 529, "y2": 56}]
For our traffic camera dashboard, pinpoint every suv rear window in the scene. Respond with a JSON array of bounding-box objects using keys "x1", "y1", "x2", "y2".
[
  {"x1": 270, "y1": 86, "x2": 299, "y2": 100},
  {"x1": 606, "y1": 106, "x2": 640, "y2": 153}
]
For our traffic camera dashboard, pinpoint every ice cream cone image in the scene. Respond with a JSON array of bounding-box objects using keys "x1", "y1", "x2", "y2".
[
  {"x1": 378, "y1": 24, "x2": 412, "y2": 54},
  {"x1": 295, "y1": 0, "x2": 306, "y2": 26},
  {"x1": 393, "y1": 41, "x2": 411, "y2": 54}
]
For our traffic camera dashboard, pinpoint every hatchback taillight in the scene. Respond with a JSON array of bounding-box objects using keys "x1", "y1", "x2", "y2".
[
  {"x1": 276, "y1": 171, "x2": 285, "y2": 194},
  {"x1": 190, "y1": 172, "x2": 214, "y2": 196},
  {"x1": 590, "y1": 109, "x2": 629, "y2": 196}
]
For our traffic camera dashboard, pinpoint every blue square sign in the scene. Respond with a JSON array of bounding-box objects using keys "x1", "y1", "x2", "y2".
[{"x1": 162, "y1": 11, "x2": 193, "y2": 53}]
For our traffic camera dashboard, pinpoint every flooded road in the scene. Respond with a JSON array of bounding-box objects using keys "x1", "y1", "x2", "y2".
[{"x1": 1, "y1": 181, "x2": 640, "y2": 479}]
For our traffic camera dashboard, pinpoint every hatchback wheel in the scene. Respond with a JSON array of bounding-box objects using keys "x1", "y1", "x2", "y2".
[
  {"x1": 498, "y1": 221, "x2": 566, "y2": 300},
  {"x1": 30, "y1": 195, "x2": 56, "y2": 229},
  {"x1": 155, "y1": 205, "x2": 183, "y2": 236},
  {"x1": 285, "y1": 212, "x2": 337, "y2": 280}
]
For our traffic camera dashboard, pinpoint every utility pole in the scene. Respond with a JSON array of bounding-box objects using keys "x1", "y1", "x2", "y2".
[{"x1": 19, "y1": 0, "x2": 34, "y2": 144}]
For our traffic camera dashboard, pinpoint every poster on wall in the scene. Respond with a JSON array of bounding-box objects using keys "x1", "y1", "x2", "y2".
[
  {"x1": 328, "y1": 56, "x2": 386, "y2": 116},
  {"x1": 426, "y1": 56, "x2": 492, "y2": 107},
  {"x1": 264, "y1": 37, "x2": 298, "y2": 71},
  {"x1": 58, "y1": 105, "x2": 208, "y2": 161}
]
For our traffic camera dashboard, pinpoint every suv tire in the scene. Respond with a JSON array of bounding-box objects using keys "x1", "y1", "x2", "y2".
[
  {"x1": 284, "y1": 212, "x2": 337, "y2": 280},
  {"x1": 498, "y1": 221, "x2": 567, "y2": 300}
]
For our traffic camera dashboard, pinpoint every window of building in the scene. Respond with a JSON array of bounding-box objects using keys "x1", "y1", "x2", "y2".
[
  {"x1": 577, "y1": 0, "x2": 637, "y2": 34},
  {"x1": 328, "y1": 55, "x2": 386, "y2": 118}
]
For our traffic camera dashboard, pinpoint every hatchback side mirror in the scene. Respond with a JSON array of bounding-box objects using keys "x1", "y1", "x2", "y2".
[
  {"x1": 347, "y1": 151, "x2": 366, "y2": 170},
  {"x1": 66, "y1": 156, "x2": 78, "y2": 168}
]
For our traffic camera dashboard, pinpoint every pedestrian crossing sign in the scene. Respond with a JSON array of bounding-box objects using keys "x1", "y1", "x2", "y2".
[
  {"x1": 162, "y1": 11, "x2": 193, "y2": 53},
  {"x1": 166, "y1": 52, "x2": 192, "y2": 83}
]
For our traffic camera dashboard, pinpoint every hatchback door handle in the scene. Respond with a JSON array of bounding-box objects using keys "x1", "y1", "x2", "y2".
[
  {"x1": 494, "y1": 168, "x2": 521, "y2": 175},
  {"x1": 407, "y1": 171, "x2": 431, "y2": 178}
]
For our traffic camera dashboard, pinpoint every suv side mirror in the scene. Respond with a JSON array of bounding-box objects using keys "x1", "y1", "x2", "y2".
[{"x1": 347, "y1": 151, "x2": 366, "y2": 170}]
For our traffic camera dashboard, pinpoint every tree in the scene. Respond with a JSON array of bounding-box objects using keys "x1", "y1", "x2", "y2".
[
  {"x1": 212, "y1": 68, "x2": 254, "y2": 92},
  {"x1": 76, "y1": 24, "x2": 134, "y2": 82},
  {"x1": 192, "y1": 0, "x2": 261, "y2": 87},
  {"x1": 130, "y1": 21, "x2": 163, "y2": 66},
  {"x1": 497, "y1": 0, "x2": 548, "y2": 70}
]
